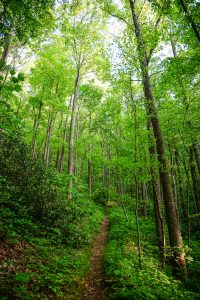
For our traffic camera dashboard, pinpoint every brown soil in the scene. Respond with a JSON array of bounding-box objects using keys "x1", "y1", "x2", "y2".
[{"x1": 83, "y1": 215, "x2": 109, "y2": 300}]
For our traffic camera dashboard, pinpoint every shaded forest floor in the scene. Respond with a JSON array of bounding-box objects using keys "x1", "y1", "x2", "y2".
[
  {"x1": 1, "y1": 203, "x2": 200, "y2": 300},
  {"x1": 103, "y1": 206, "x2": 200, "y2": 300},
  {"x1": 0, "y1": 199, "x2": 104, "y2": 299},
  {"x1": 83, "y1": 215, "x2": 109, "y2": 300}
]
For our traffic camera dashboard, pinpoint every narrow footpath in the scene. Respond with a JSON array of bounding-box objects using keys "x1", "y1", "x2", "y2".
[{"x1": 83, "y1": 215, "x2": 109, "y2": 300}]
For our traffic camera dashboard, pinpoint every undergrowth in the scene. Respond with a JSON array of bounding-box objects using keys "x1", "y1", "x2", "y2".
[
  {"x1": 0, "y1": 133, "x2": 104, "y2": 299},
  {"x1": 104, "y1": 206, "x2": 200, "y2": 300}
]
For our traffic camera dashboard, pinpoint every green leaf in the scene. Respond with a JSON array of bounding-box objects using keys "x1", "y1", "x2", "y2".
[
  {"x1": 18, "y1": 73, "x2": 25, "y2": 81},
  {"x1": 114, "y1": 269, "x2": 121, "y2": 275},
  {"x1": 11, "y1": 77, "x2": 19, "y2": 83},
  {"x1": 15, "y1": 273, "x2": 30, "y2": 283},
  {"x1": 14, "y1": 84, "x2": 22, "y2": 92},
  {"x1": 10, "y1": 69, "x2": 16, "y2": 75}
]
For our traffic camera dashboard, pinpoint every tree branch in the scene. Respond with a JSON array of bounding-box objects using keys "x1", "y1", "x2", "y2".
[
  {"x1": 147, "y1": 15, "x2": 162, "y2": 64},
  {"x1": 106, "y1": 10, "x2": 131, "y2": 27}
]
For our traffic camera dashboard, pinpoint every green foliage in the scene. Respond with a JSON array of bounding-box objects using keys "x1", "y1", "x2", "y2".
[
  {"x1": 0, "y1": 131, "x2": 104, "y2": 244},
  {"x1": 0, "y1": 0, "x2": 55, "y2": 44},
  {"x1": 0, "y1": 240, "x2": 90, "y2": 299},
  {"x1": 0, "y1": 133, "x2": 64, "y2": 227},
  {"x1": 0, "y1": 69, "x2": 25, "y2": 136},
  {"x1": 0, "y1": 0, "x2": 200, "y2": 299},
  {"x1": 0, "y1": 131, "x2": 104, "y2": 298},
  {"x1": 104, "y1": 207, "x2": 200, "y2": 300}
]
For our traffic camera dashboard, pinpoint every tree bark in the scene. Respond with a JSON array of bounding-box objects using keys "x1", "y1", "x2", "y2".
[
  {"x1": 168, "y1": 139, "x2": 179, "y2": 222},
  {"x1": 0, "y1": 32, "x2": 12, "y2": 69},
  {"x1": 56, "y1": 113, "x2": 63, "y2": 171},
  {"x1": 129, "y1": 0, "x2": 187, "y2": 278},
  {"x1": 32, "y1": 100, "x2": 42, "y2": 158},
  {"x1": 192, "y1": 143, "x2": 200, "y2": 176},
  {"x1": 171, "y1": 40, "x2": 200, "y2": 176},
  {"x1": 135, "y1": 179, "x2": 142, "y2": 270},
  {"x1": 179, "y1": 0, "x2": 200, "y2": 44},
  {"x1": 58, "y1": 96, "x2": 73, "y2": 173},
  {"x1": 148, "y1": 120, "x2": 166, "y2": 268},
  {"x1": 88, "y1": 111, "x2": 92, "y2": 198},
  {"x1": 174, "y1": 149, "x2": 187, "y2": 220},
  {"x1": 44, "y1": 112, "x2": 55, "y2": 167},
  {"x1": 141, "y1": 182, "x2": 147, "y2": 217},
  {"x1": 74, "y1": 103, "x2": 80, "y2": 177},
  {"x1": 190, "y1": 146, "x2": 200, "y2": 213},
  {"x1": 68, "y1": 67, "x2": 80, "y2": 199}
]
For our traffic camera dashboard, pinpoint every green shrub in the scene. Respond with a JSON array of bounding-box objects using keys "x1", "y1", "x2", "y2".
[
  {"x1": 104, "y1": 207, "x2": 200, "y2": 300},
  {"x1": 0, "y1": 132, "x2": 104, "y2": 299}
]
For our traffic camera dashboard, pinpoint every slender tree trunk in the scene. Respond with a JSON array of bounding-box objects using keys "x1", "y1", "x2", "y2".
[
  {"x1": 58, "y1": 96, "x2": 73, "y2": 173},
  {"x1": 192, "y1": 144, "x2": 200, "y2": 175},
  {"x1": 119, "y1": 174, "x2": 130, "y2": 223},
  {"x1": 131, "y1": 72, "x2": 142, "y2": 269},
  {"x1": 174, "y1": 150, "x2": 187, "y2": 220},
  {"x1": 130, "y1": 179, "x2": 134, "y2": 198},
  {"x1": 141, "y1": 182, "x2": 147, "y2": 217},
  {"x1": 88, "y1": 159, "x2": 92, "y2": 198},
  {"x1": 56, "y1": 113, "x2": 63, "y2": 171},
  {"x1": 182, "y1": 156, "x2": 200, "y2": 230},
  {"x1": 107, "y1": 147, "x2": 112, "y2": 201},
  {"x1": 129, "y1": 0, "x2": 187, "y2": 278},
  {"x1": 179, "y1": 0, "x2": 200, "y2": 44},
  {"x1": 171, "y1": 40, "x2": 200, "y2": 175},
  {"x1": 148, "y1": 120, "x2": 166, "y2": 268},
  {"x1": 135, "y1": 179, "x2": 142, "y2": 270},
  {"x1": 44, "y1": 113, "x2": 55, "y2": 167},
  {"x1": 88, "y1": 111, "x2": 92, "y2": 198},
  {"x1": 168, "y1": 139, "x2": 179, "y2": 222},
  {"x1": 0, "y1": 32, "x2": 12, "y2": 69},
  {"x1": 190, "y1": 147, "x2": 200, "y2": 213},
  {"x1": 186, "y1": 185, "x2": 191, "y2": 246},
  {"x1": 32, "y1": 100, "x2": 42, "y2": 158},
  {"x1": 68, "y1": 67, "x2": 80, "y2": 199},
  {"x1": 101, "y1": 140, "x2": 105, "y2": 188},
  {"x1": 74, "y1": 104, "x2": 80, "y2": 177}
]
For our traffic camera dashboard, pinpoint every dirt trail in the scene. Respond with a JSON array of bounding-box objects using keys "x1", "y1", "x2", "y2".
[{"x1": 83, "y1": 215, "x2": 109, "y2": 300}]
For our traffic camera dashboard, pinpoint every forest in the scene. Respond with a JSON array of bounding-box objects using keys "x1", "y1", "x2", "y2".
[{"x1": 0, "y1": 0, "x2": 200, "y2": 299}]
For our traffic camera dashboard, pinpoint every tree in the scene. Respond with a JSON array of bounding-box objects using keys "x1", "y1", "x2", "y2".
[
  {"x1": 61, "y1": 1, "x2": 106, "y2": 198},
  {"x1": 0, "y1": 0, "x2": 55, "y2": 70}
]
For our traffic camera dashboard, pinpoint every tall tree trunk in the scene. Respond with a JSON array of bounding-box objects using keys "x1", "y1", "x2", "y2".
[
  {"x1": 192, "y1": 144, "x2": 200, "y2": 175},
  {"x1": 107, "y1": 147, "x2": 112, "y2": 201},
  {"x1": 182, "y1": 156, "x2": 200, "y2": 231},
  {"x1": 0, "y1": 32, "x2": 12, "y2": 69},
  {"x1": 168, "y1": 139, "x2": 179, "y2": 222},
  {"x1": 44, "y1": 112, "x2": 55, "y2": 167},
  {"x1": 101, "y1": 140, "x2": 105, "y2": 188},
  {"x1": 56, "y1": 113, "x2": 63, "y2": 171},
  {"x1": 135, "y1": 179, "x2": 142, "y2": 270},
  {"x1": 88, "y1": 159, "x2": 92, "y2": 197},
  {"x1": 74, "y1": 103, "x2": 80, "y2": 177},
  {"x1": 118, "y1": 172, "x2": 130, "y2": 222},
  {"x1": 32, "y1": 100, "x2": 42, "y2": 158},
  {"x1": 148, "y1": 120, "x2": 166, "y2": 268},
  {"x1": 88, "y1": 111, "x2": 92, "y2": 198},
  {"x1": 141, "y1": 182, "x2": 147, "y2": 217},
  {"x1": 58, "y1": 96, "x2": 73, "y2": 173},
  {"x1": 68, "y1": 67, "x2": 80, "y2": 199},
  {"x1": 174, "y1": 149, "x2": 187, "y2": 220},
  {"x1": 179, "y1": 0, "x2": 200, "y2": 44},
  {"x1": 129, "y1": 0, "x2": 187, "y2": 278},
  {"x1": 190, "y1": 147, "x2": 200, "y2": 213},
  {"x1": 171, "y1": 40, "x2": 200, "y2": 175}
]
